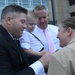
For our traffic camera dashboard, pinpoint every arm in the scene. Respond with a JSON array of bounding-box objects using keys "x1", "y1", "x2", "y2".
[
  {"x1": 48, "y1": 55, "x2": 69, "y2": 75},
  {"x1": 0, "y1": 46, "x2": 35, "y2": 75},
  {"x1": 23, "y1": 48, "x2": 48, "y2": 56},
  {"x1": 0, "y1": 45, "x2": 50, "y2": 75}
]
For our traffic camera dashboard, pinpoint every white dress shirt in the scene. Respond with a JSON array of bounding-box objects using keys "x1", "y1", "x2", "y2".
[
  {"x1": 30, "y1": 61, "x2": 45, "y2": 75},
  {"x1": 32, "y1": 24, "x2": 61, "y2": 51}
]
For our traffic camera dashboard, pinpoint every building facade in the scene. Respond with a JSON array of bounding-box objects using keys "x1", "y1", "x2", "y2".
[
  {"x1": 0, "y1": 0, "x2": 75, "y2": 25},
  {"x1": 0, "y1": 0, "x2": 49, "y2": 24}
]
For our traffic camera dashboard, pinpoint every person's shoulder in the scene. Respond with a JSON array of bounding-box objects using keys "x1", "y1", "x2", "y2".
[
  {"x1": 47, "y1": 24, "x2": 58, "y2": 32},
  {"x1": 32, "y1": 25, "x2": 41, "y2": 33},
  {"x1": 22, "y1": 30, "x2": 33, "y2": 37},
  {"x1": 23, "y1": 30, "x2": 29, "y2": 34},
  {"x1": 48, "y1": 24, "x2": 58, "y2": 28}
]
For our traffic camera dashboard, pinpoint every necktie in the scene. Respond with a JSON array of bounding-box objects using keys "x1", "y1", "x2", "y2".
[
  {"x1": 44, "y1": 29, "x2": 54, "y2": 53},
  {"x1": 14, "y1": 39, "x2": 23, "y2": 62}
]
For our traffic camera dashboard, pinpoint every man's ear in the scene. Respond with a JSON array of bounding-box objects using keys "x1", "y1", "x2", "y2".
[
  {"x1": 6, "y1": 17, "x2": 11, "y2": 25},
  {"x1": 67, "y1": 27, "x2": 72, "y2": 36}
]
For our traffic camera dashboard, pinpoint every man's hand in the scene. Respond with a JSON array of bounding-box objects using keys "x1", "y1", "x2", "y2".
[{"x1": 39, "y1": 53, "x2": 51, "y2": 69}]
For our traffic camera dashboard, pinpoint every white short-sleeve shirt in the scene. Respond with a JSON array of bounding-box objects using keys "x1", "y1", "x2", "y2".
[{"x1": 20, "y1": 30, "x2": 44, "y2": 52}]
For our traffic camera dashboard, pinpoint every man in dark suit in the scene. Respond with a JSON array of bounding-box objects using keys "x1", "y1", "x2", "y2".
[{"x1": 0, "y1": 5, "x2": 50, "y2": 75}]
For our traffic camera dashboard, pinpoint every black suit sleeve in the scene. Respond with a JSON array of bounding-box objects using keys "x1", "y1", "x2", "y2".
[
  {"x1": 0, "y1": 45, "x2": 35, "y2": 75},
  {"x1": 14, "y1": 67, "x2": 35, "y2": 75}
]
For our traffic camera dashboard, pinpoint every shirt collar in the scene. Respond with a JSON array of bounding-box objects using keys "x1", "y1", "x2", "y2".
[
  {"x1": 36, "y1": 25, "x2": 48, "y2": 32},
  {"x1": 8, "y1": 32, "x2": 18, "y2": 40}
]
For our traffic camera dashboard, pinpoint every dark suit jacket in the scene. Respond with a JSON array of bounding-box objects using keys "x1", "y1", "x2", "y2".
[{"x1": 0, "y1": 25, "x2": 39, "y2": 75}]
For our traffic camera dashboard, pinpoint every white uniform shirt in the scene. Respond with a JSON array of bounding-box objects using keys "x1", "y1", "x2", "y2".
[{"x1": 32, "y1": 24, "x2": 61, "y2": 51}]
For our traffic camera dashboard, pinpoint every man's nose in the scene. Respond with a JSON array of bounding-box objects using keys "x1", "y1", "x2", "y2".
[
  {"x1": 41, "y1": 18, "x2": 45, "y2": 22},
  {"x1": 23, "y1": 23, "x2": 27, "y2": 29}
]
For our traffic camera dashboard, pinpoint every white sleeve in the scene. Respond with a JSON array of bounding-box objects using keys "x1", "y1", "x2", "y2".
[
  {"x1": 30, "y1": 61, "x2": 45, "y2": 75},
  {"x1": 20, "y1": 31, "x2": 31, "y2": 49}
]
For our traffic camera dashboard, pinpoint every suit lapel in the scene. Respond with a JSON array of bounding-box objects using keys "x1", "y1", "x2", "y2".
[
  {"x1": 0, "y1": 26, "x2": 23, "y2": 61},
  {"x1": 0, "y1": 25, "x2": 20, "y2": 50}
]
